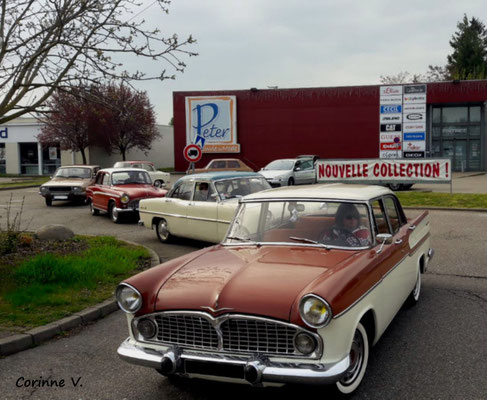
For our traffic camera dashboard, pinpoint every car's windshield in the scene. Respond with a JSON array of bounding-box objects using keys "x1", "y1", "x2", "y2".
[
  {"x1": 224, "y1": 200, "x2": 372, "y2": 249},
  {"x1": 113, "y1": 162, "x2": 132, "y2": 168},
  {"x1": 263, "y1": 160, "x2": 294, "y2": 170},
  {"x1": 54, "y1": 167, "x2": 91, "y2": 179},
  {"x1": 214, "y1": 177, "x2": 271, "y2": 200},
  {"x1": 111, "y1": 171, "x2": 151, "y2": 185}
]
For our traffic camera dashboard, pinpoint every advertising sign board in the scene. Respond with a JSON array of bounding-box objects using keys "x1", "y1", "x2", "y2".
[
  {"x1": 316, "y1": 158, "x2": 451, "y2": 183},
  {"x1": 185, "y1": 96, "x2": 239, "y2": 153}
]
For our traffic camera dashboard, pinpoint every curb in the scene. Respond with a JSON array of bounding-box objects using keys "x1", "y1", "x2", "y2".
[{"x1": 0, "y1": 240, "x2": 160, "y2": 357}]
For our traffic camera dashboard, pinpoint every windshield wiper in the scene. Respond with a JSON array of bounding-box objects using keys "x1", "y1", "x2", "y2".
[{"x1": 289, "y1": 236, "x2": 329, "y2": 249}]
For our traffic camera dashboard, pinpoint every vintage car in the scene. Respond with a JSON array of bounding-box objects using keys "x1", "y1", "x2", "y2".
[
  {"x1": 39, "y1": 165, "x2": 100, "y2": 206},
  {"x1": 116, "y1": 184, "x2": 433, "y2": 394},
  {"x1": 188, "y1": 158, "x2": 254, "y2": 174},
  {"x1": 86, "y1": 168, "x2": 167, "y2": 223},
  {"x1": 113, "y1": 161, "x2": 170, "y2": 188},
  {"x1": 138, "y1": 171, "x2": 271, "y2": 243},
  {"x1": 259, "y1": 158, "x2": 316, "y2": 187}
]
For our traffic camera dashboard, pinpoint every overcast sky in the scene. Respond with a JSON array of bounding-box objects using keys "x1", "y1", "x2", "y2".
[{"x1": 130, "y1": 0, "x2": 487, "y2": 125}]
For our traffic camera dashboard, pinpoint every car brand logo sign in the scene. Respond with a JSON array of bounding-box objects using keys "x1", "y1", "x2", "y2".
[
  {"x1": 380, "y1": 124, "x2": 402, "y2": 132},
  {"x1": 380, "y1": 105, "x2": 402, "y2": 114},
  {"x1": 403, "y1": 132, "x2": 425, "y2": 141}
]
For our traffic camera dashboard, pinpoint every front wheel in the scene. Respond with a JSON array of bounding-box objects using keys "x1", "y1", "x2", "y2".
[
  {"x1": 155, "y1": 219, "x2": 172, "y2": 243},
  {"x1": 288, "y1": 177, "x2": 294, "y2": 186},
  {"x1": 109, "y1": 202, "x2": 120, "y2": 223},
  {"x1": 387, "y1": 183, "x2": 402, "y2": 191},
  {"x1": 45, "y1": 197, "x2": 52, "y2": 206},
  {"x1": 405, "y1": 268, "x2": 421, "y2": 307},
  {"x1": 335, "y1": 322, "x2": 369, "y2": 395},
  {"x1": 154, "y1": 179, "x2": 164, "y2": 188},
  {"x1": 90, "y1": 200, "x2": 99, "y2": 216}
]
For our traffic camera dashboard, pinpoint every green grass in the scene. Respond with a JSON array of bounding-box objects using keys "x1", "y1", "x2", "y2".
[
  {"x1": 0, "y1": 177, "x2": 49, "y2": 188},
  {"x1": 396, "y1": 192, "x2": 487, "y2": 209},
  {"x1": 0, "y1": 236, "x2": 150, "y2": 328}
]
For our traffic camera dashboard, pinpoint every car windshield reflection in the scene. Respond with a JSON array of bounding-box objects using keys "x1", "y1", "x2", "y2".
[
  {"x1": 214, "y1": 177, "x2": 271, "y2": 200},
  {"x1": 112, "y1": 171, "x2": 151, "y2": 185},
  {"x1": 224, "y1": 200, "x2": 372, "y2": 249},
  {"x1": 55, "y1": 168, "x2": 91, "y2": 178}
]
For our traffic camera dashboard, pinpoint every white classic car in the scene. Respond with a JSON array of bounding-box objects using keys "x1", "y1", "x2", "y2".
[
  {"x1": 138, "y1": 171, "x2": 271, "y2": 243},
  {"x1": 117, "y1": 184, "x2": 433, "y2": 394},
  {"x1": 113, "y1": 161, "x2": 170, "y2": 188}
]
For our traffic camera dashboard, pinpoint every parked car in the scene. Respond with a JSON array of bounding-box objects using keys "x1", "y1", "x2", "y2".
[
  {"x1": 113, "y1": 161, "x2": 170, "y2": 188},
  {"x1": 259, "y1": 158, "x2": 316, "y2": 187},
  {"x1": 39, "y1": 165, "x2": 100, "y2": 206},
  {"x1": 116, "y1": 184, "x2": 433, "y2": 394},
  {"x1": 188, "y1": 158, "x2": 254, "y2": 174},
  {"x1": 138, "y1": 171, "x2": 271, "y2": 243},
  {"x1": 86, "y1": 168, "x2": 167, "y2": 223}
]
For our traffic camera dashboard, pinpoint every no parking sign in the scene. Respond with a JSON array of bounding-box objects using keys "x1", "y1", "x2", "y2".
[{"x1": 183, "y1": 144, "x2": 202, "y2": 163}]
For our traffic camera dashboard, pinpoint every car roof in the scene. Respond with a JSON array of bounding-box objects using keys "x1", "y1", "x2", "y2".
[
  {"x1": 177, "y1": 171, "x2": 264, "y2": 182},
  {"x1": 115, "y1": 160, "x2": 153, "y2": 164},
  {"x1": 98, "y1": 168, "x2": 148, "y2": 173},
  {"x1": 243, "y1": 183, "x2": 393, "y2": 201},
  {"x1": 59, "y1": 165, "x2": 99, "y2": 168},
  {"x1": 208, "y1": 158, "x2": 242, "y2": 162}
]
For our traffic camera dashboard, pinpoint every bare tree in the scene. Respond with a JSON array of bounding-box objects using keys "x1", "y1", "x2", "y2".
[{"x1": 0, "y1": 0, "x2": 197, "y2": 124}]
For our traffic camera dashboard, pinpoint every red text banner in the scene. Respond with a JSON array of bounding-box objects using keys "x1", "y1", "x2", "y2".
[{"x1": 316, "y1": 159, "x2": 451, "y2": 183}]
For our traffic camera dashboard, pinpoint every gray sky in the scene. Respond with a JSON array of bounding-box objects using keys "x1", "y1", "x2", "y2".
[{"x1": 130, "y1": 0, "x2": 487, "y2": 125}]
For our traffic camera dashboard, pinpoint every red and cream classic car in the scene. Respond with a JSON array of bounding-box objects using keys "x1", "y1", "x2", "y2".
[
  {"x1": 116, "y1": 184, "x2": 433, "y2": 394},
  {"x1": 86, "y1": 168, "x2": 167, "y2": 223}
]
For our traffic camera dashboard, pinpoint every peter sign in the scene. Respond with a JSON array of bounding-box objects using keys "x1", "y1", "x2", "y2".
[{"x1": 185, "y1": 96, "x2": 240, "y2": 153}]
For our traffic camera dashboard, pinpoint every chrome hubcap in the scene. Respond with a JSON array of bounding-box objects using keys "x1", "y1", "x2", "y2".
[
  {"x1": 111, "y1": 205, "x2": 118, "y2": 221},
  {"x1": 341, "y1": 329, "x2": 364, "y2": 385},
  {"x1": 158, "y1": 221, "x2": 169, "y2": 240},
  {"x1": 413, "y1": 271, "x2": 421, "y2": 300}
]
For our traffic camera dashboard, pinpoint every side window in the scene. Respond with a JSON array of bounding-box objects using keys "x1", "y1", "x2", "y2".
[
  {"x1": 211, "y1": 161, "x2": 226, "y2": 169},
  {"x1": 170, "y1": 182, "x2": 193, "y2": 200},
  {"x1": 384, "y1": 196, "x2": 402, "y2": 234},
  {"x1": 371, "y1": 199, "x2": 389, "y2": 235},
  {"x1": 301, "y1": 160, "x2": 313, "y2": 170},
  {"x1": 95, "y1": 172, "x2": 104, "y2": 184},
  {"x1": 193, "y1": 182, "x2": 216, "y2": 202},
  {"x1": 102, "y1": 173, "x2": 110, "y2": 186},
  {"x1": 141, "y1": 163, "x2": 154, "y2": 172},
  {"x1": 227, "y1": 160, "x2": 240, "y2": 168}
]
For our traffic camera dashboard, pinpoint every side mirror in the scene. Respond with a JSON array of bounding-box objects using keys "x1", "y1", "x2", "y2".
[
  {"x1": 294, "y1": 167, "x2": 301, "y2": 171},
  {"x1": 376, "y1": 233, "x2": 392, "y2": 254}
]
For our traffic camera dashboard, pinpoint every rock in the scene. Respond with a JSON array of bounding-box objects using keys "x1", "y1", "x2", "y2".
[{"x1": 36, "y1": 225, "x2": 74, "y2": 241}]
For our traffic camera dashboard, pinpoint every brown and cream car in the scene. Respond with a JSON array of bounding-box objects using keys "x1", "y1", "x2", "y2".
[
  {"x1": 116, "y1": 184, "x2": 433, "y2": 394},
  {"x1": 39, "y1": 165, "x2": 100, "y2": 206}
]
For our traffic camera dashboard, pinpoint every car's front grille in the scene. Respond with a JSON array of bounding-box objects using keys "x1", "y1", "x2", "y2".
[
  {"x1": 48, "y1": 186, "x2": 72, "y2": 192},
  {"x1": 154, "y1": 314, "x2": 219, "y2": 350},
  {"x1": 128, "y1": 199, "x2": 140, "y2": 210},
  {"x1": 221, "y1": 318, "x2": 297, "y2": 354},
  {"x1": 145, "y1": 312, "x2": 313, "y2": 357}
]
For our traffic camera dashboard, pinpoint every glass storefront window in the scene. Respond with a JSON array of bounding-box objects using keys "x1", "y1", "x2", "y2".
[
  {"x1": 442, "y1": 107, "x2": 468, "y2": 123},
  {"x1": 442, "y1": 126, "x2": 467, "y2": 137},
  {"x1": 42, "y1": 145, "x2": 61, "y2": 175},
  {"x1": 432, "y1": 127, "x2": 441, "y2": 137},
  {"x1": 20, "y1": 143, "x2": 39, "y2": 175},
  {"x1": 432, "y1": 108, "x2": 441, "y2": 123},
  {"x1": 0, "y1": 143, "x2": 5, "y2": 174},
  {"x1": 469, "y1": 126, "x2": 481, "y2": 137},
  {"x1": 470, "y1": 106, "x2": 481, "y2": 122}
]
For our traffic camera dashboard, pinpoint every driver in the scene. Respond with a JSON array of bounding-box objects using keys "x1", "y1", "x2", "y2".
[{"x1": 322, "y1": 203, "x2": 370, "y2": 247}]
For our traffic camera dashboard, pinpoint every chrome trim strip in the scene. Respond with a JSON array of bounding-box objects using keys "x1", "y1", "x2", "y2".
[
  {"x1": 133, "y1": 311, "x2": 323, "y2": 359},
  {"x1": 139, "y1": 209, "x2": 230, "y2": 225},
  {"x1": 222, "y1": 242, "x2": 369, "y2": 251},
  {"x1": 93, "y1": 191, "x2": 121, "y2": 198}
]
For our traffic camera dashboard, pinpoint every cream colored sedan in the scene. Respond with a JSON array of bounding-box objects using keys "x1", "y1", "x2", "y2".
[{"x1": 138, "y1": 171, "x2": 271, "y2": 243}]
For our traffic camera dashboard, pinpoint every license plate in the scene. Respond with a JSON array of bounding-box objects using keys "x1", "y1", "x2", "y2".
[{"x1": 53, "y1": 195, "x2": 68, "y2": 200}]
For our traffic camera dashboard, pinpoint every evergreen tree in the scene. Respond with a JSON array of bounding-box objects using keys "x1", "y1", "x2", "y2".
[{"x1": 447, "y1": 15, "x2": 487, "y2": 80}]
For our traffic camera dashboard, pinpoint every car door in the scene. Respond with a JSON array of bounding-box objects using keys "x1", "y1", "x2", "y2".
[
  {"x1": 293, "y1": 160, "x2": 309, "y2": 184},
  {"x1": 160, "y1": 180, "x2": 194, "y2": 236},
  {"x1": 185, "y1": 181, "x2": 220, "y2": 242},
  {"x1": 300, "y1": 159, "x2": 315, "y2": 183},
  {"x1": 92, "y1": 172, "x2": 109, "y2": 211},
  {"x1": 369, "y1": 196, "x2": 414, "y2": 334}
]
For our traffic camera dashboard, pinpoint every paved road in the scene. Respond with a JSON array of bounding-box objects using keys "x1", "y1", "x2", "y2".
[{"x1": 0, "y1": 188, "x2": 486, "y2": 399}]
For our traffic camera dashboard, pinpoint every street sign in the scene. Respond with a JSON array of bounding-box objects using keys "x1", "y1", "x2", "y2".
[{"x1": 183, "y1": 144, "x2": 202, "y2": 163}]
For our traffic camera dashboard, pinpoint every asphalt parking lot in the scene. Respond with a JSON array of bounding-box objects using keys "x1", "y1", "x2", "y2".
[{"x1": 0, "y1": 182, "x2": 486, "y2": 399}]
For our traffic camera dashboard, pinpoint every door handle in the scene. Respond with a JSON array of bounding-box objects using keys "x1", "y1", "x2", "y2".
[
  {"x1": 408, "y1": 225, "x2": 416, "y2": 230},
  {"x1": 394, "y1": 239, "x2": 403, "y2": 245}
]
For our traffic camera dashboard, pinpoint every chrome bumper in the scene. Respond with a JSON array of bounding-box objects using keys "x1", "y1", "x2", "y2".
[
  {"x1": 117, "y1": 338, "x2": 350, "y2": 386},
  {"x1": 115, "y1": 207, "x2": 139, "y2": 213}
]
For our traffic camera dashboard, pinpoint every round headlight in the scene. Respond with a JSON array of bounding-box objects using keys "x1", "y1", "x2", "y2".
[
  {"x1": 294, "y1": 332, "x2": 317, "y2": 355},
  {"x1": 73, "y1": 186, "x2": 82, "y2": 192},
  {"x1": 116, "y1": 284, "x2": 142, "y2": 313},
  {"x1": 121, "y1": 193, "x2": 130, "y2": 204},
  {"x1": 40, "y1": 186, "x2": 49, "y2": 193},
  {"x1": 299, "y1": 294, "x2": 332, "y2": 328},
  {"x1": 137, "y1": 318, "x2": 156, "y2": 339}
]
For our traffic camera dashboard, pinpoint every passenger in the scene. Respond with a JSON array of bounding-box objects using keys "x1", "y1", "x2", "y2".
[
  {"x1": 194, "y1": 182, "x2": 209, "y2": 201},
  {"x1": 322, "y1": 203, "x2": 370, "y2": 247}
]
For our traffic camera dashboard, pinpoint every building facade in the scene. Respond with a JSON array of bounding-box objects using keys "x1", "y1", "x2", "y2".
[
  {"x1": 173, "y1": 80, "x2": 487, "y2": 172},
  {"x1": 0, "y1": 118, "x2": 174, "y2": 174}
]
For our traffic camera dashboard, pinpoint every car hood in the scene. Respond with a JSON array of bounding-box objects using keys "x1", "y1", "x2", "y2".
[
  {"x1": 154, "y1": 245, "x2": 356, "y2": 322},
  {"x1": 258, "y1": 169, "x2": 291, "y2": 179},
  {"x1": 42, "y1": 178, "x2": 92, "y2": 188},
  {"x1": 113, "y1": 184, "x2": 166, "y2": 198}
]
